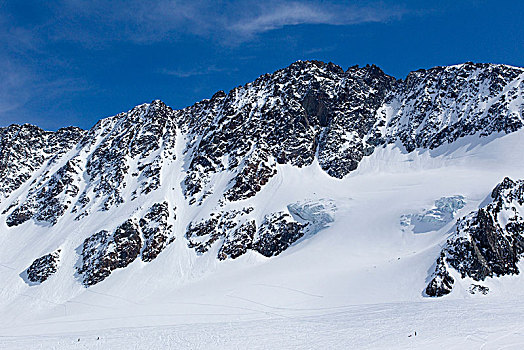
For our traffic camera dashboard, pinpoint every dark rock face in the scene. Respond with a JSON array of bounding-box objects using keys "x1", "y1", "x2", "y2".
[
  {"x1": 140, "y1": 201, "x2": 175, "y2": 262},
  {"x1": 77, "y1": 220, "x2": 142, "y2": 286},
  {"x1": 301, "y1": 89, "x2": 332, "y2": 127},
  {"x1": 185, "y1": 208, "x2": 254, "y2": 256},
  {"x1": 0, "y1": 125, "x2": 84, "y2": 202},
  {"x1": 224, "y1": 149, "x2": 277, "y2": 202},
  {"x1": 77, "y1": 202, "x2": 175, "y2": 286},
  {"x1": 446, "y1": 178, "x2": 524, "y2": 281},
  {"x1": 6, "y1": 158, "x2": 82, "y2": 227},
  {"x1": 25, "y1": 250, "x2": 61, "y2": 284},
  {"x1": 446, "y1": 210, "x2": 515, "y2": 280},
  {"x1": 427, "y1": 177, "x2": 524, "y2": 296},
  {"x1": 252, "y1": 212, "x2": 308, "y2": 257},
  {"x1": 218, "y1": 220, "x2": 256, "y2": 260},
  {"x1": 186, "y1": 216, "x2": 221, "y2": 254},
  {"x1": 180, "y1": 61, "x2": 397, "y2": 203},
  {"x1": 425, "y1": 253, "x2": 454, "y2": 297},
  {"x1": 317, "y1": 64, "x2": 396, "y2": 178}
]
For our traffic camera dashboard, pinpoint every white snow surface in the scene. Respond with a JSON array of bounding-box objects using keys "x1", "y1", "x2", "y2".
[{"x1": 1, "y1": 129, "x2": 524, "y2": 349}]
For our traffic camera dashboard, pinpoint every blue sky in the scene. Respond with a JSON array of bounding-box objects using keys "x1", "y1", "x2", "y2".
[{"x1": 1, "y1": 0, "x2": 523, "y2": 130}]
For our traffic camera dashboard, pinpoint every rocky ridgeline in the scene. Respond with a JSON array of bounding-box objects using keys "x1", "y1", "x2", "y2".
[
  {"x1": 179, "y1": 61, "x2": 523, "y2": 205},
  {"x1": 0, "y1": 125, "x2": 84, "y2": 202},
  {"x1": 0, "y1": 60, "x2": 522, "y2": 287},
  {"x1": 426, "y1": 177, "x2": 524, "y2": 297},
  {"x1": 5, "y1": 101, "x2": 176, "y2": 227},
  {"x1": 3, "y1": 61, "x2": 523, "y2": 229},
  {"x1": 385, "y1": 63, "x2": 524, "y2": 151}
]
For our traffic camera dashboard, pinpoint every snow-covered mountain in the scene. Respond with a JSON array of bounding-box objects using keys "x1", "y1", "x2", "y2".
[{"x1": 1, "y1": 60, "x2": 524, "y2": 348}]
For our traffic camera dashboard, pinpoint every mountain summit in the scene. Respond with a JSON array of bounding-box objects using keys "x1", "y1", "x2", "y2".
[{"x1": 0, "y1": 61, "x2": 523, "y2": 329}]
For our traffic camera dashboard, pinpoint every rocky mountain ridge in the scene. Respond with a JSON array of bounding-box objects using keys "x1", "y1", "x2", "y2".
[{"x1": 1, "y1": 60, "x2": 523, "y2": 292}]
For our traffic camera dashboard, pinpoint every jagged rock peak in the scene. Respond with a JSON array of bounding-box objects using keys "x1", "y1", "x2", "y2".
[
  {"x1": 407, "y1": 61, "x2": 524, "y2": 76},
  {"x1": 276, "y1": 59, "x2": 345, "y2": 75}
]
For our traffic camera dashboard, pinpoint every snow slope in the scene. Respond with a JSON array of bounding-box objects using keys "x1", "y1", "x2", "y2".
[{"x1": 0, "y1": 129, "x2": 523, "y2": 349}]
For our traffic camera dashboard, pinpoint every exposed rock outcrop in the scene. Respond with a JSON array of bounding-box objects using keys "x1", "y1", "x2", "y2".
[
  {"x1": 140, "y1": 201, "x2": 175, "y2": 262},
  {"x1": 218, "y1": 220, "x2": 257, "y2": 260},
  {"x1": 252, "y1": 212, "x2": 308, "y2": 257},
  {"x1": 426, "y1": 177, "x2": 524, "y2": 296},
  {"x1": 24, "y1": 249, "x2": 61, "y2": 284},
  {"x1": 77, "y1": 201, "x2": 175, "y2": 286},
  {"x1": 77, "y1": 220, "x2": 142, "y2": 286},
  {"x1": 185, "y1": 208, "x2": 254, "y2": 256},
  {"x1": 425, "y1": 253, "x2": 455, "y2": 297}
]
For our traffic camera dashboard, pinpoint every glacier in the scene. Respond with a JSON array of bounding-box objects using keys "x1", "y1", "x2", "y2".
[
  {"x1": 287, "y1": 198, "x2": 336, "y2": 235},
  {"x1": 401, "y1": 195, "x2": 466, "y2": 234}
]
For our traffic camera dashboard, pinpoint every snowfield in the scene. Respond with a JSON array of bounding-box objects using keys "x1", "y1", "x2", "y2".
[
  {"x1": 1, "y1": 299, "x2": 524, "y2": 349},
  {"x1": 1, "y1": 128, "x2": 524, "y2": 349}
]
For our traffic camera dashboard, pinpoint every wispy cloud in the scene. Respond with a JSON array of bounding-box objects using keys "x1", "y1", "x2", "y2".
[
  {"x1": 304, "y1": 45, "x2": 338, "y2": 55},
  {"x1": 0, "y1": 64, "x2": 90, "y2": 127},
  {"x1": 160, "y1": 65, "x2": 236, "y2": 78},
  {"x1": 0, "y1": 60, "x2": 31, "y2": 115},
  {"x1": 1, "y1": 1, "x2": 408, "y2": 54},
  {"x1": 42, "y1": 0, "x2": 407, "y2": 45},
  {"x1": 228, "y1": 2, "x2": 405, "y2": 40}
]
